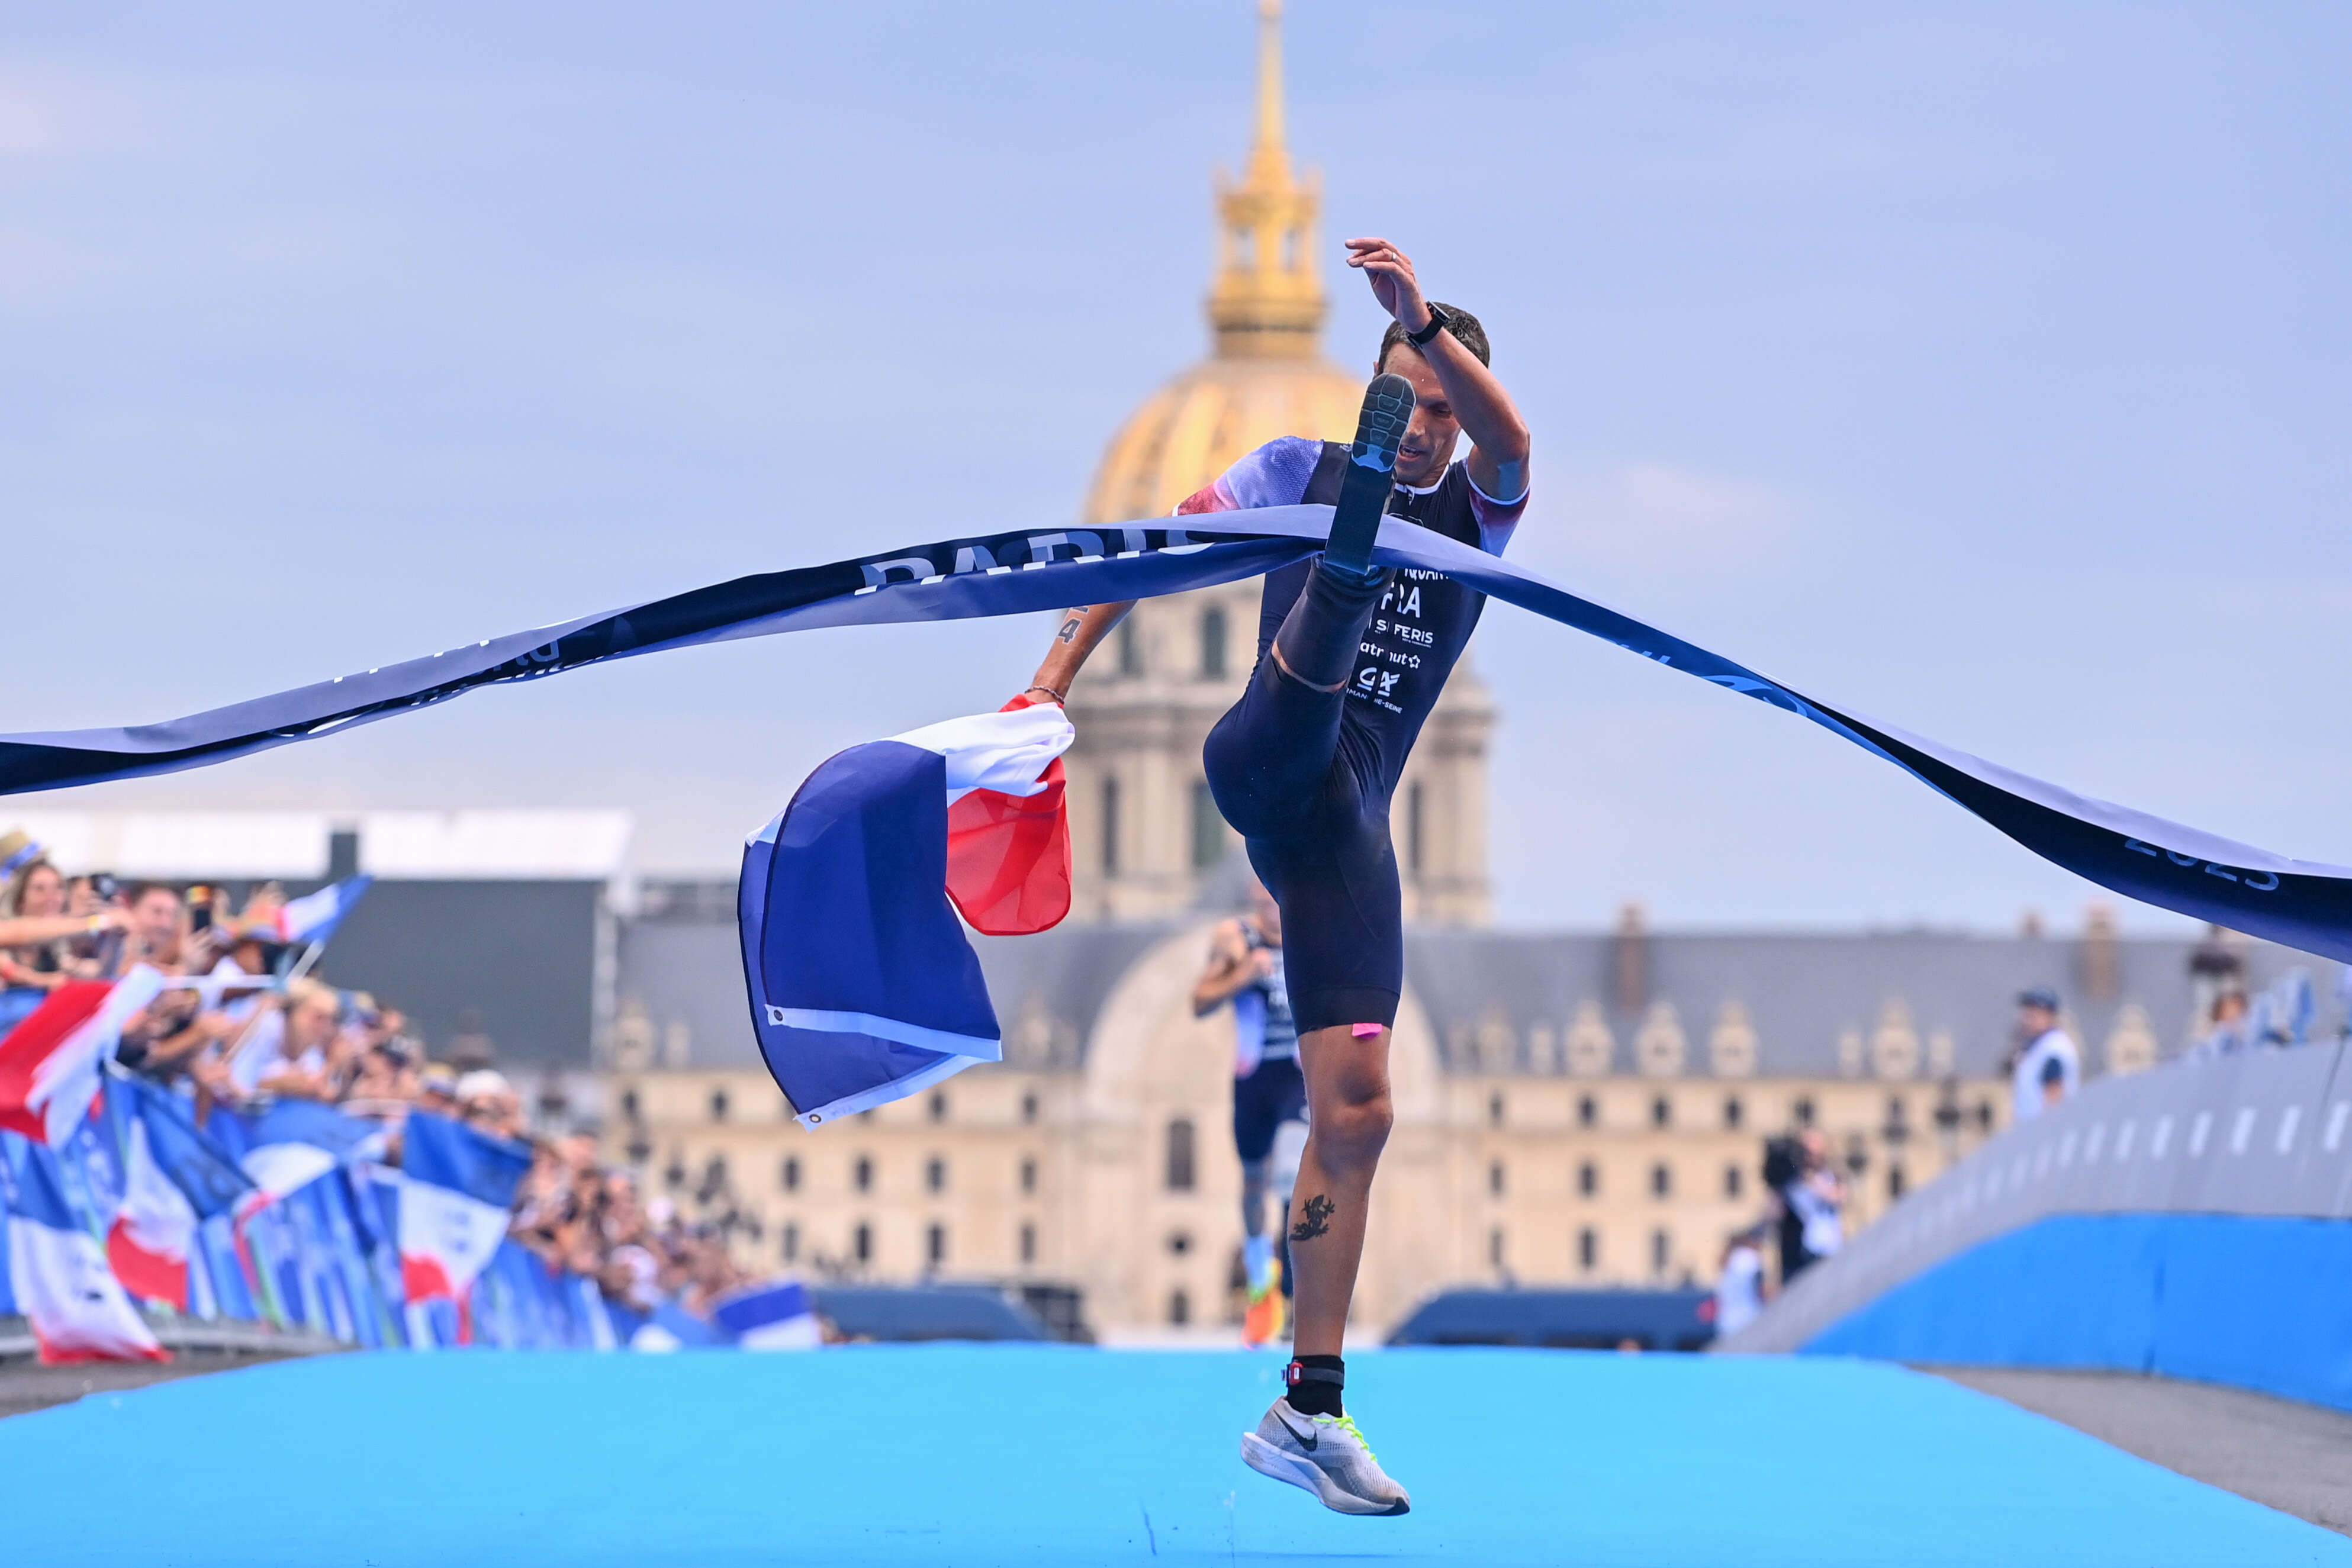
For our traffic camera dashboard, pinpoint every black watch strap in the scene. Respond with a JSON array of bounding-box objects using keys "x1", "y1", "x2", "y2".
[{"x1": 1405, "y1": 304, "x2": 1450, "y2": 347}]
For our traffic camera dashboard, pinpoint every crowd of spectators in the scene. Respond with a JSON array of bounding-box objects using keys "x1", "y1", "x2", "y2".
[{"x1": 0, "y1": 828, "x2": 755, "y2": 1321}]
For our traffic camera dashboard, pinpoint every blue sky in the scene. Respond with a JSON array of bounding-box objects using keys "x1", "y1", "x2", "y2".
[{"x1": 5, "y1": 2, "x2": 2348, "y2": 932}]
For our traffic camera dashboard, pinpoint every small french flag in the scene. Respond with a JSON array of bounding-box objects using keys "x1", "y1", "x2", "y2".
[
  {"x1": 0, "y1": 968, "x2": 167, "y2": 1147},
  {"x1": 2, "y1": 1138, "x2": 168, "y2": 1364},
  {"x1": 711, "y1": 1280, "x2": 822, "y2": 1350},
  {"x1": 397, "y1": 1110, "x2": 530, "y2": 1345},
  {"x1": 266, "y1": 874, "x2": 373, "y2": 947}
]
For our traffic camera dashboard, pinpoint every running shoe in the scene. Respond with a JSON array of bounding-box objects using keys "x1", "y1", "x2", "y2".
[{"x1": 1240, "y1": 1398, "x2": 1411, "y2": 1515}]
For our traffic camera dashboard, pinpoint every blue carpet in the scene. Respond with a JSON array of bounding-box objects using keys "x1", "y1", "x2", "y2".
[{"x1": 1, "y1": 1347, "x2": 2344, "y2": 1566}]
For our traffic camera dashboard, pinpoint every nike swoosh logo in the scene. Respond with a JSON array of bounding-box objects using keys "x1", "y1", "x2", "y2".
[{"x1": 1275, "y1": 1411, "x2": 1318, "y2": 1451}]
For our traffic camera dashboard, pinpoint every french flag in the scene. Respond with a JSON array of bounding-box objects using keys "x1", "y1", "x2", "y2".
[
  {"x1": 107, "y1": 1081, "x2": 252, "y2": 1311},
  {"x1": 712, "y1": 1280, "x2": 822, "y2": 1350},
  {"x1": 0, "y1": 968, "x2": 167, "y2": 1147},
  {"x1": 739, "y1": 704, "x2": 1072, "y2": 1128},
  {"x1": 265, "y1": 874, "x2": 373, "y2": 948},
  {"x1": 2, "y1": 1137, "x2": 168, "y2": 1364},
  {"x1": 397, "y1": 1110, "x2": 529, "y2": 1345},
  {"x1": 234, "y1": 1099, "x2": 382, "y2": 1219}
]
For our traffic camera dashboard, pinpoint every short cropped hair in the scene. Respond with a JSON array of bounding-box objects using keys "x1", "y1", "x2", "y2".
[{"x1": 1376, "y1": 302, "x2": 1491, "y2": 373}]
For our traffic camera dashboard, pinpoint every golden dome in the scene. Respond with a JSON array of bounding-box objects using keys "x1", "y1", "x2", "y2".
[{"x1": 1080, "y1": 0, "x2": 1366, "y2": 527}]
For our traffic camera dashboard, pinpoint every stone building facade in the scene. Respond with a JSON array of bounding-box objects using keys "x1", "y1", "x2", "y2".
[{"x1": 609, "y1": 883, "x2": 2311, "y2": 1337}]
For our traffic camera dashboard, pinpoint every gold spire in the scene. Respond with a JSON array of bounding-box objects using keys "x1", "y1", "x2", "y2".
[{"x1": 1208, "y1": 0, "x2": 1326, "y2": 359}]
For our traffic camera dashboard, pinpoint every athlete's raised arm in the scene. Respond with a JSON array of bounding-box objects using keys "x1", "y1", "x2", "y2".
[
  {"x1": 1017, "y1": 600, "x2": 1133, "y2": 706},
  {"x1": 1346, "y1": 236, "x2": 1530, "y2": 504}
]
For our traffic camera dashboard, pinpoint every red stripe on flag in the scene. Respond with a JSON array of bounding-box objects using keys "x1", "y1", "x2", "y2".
[{"x1": 0, "y1": 981, "x2": 112, "y2": 1142}]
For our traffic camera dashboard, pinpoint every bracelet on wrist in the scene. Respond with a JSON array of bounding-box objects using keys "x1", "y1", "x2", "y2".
[{"x1": 1024, "y1": 684, "x2": 1067, "y2": 704}]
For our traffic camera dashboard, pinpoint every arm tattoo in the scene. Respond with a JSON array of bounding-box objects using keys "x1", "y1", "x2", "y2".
[
  {"x1": 1056, "y1": 607, "x2": 1090, "y2": 645},
  {"x1": 1289, "y1": 1193, "x2": 1336, "y2": 1241}
]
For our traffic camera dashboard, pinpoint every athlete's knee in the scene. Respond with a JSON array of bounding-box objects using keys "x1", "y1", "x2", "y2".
[{"x1": 1312, "y1": 1084, "x2": 1392, "y2": 1173}]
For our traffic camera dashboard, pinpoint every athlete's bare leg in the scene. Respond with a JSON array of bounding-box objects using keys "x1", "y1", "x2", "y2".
[{"x1": 1283, "y1": 1021, "x2": 1393, "y2": 1357}]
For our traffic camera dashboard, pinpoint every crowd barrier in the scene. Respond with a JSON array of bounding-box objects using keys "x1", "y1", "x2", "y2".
[
  {"x1": 0, "y1": 1079, "x2": 785, "y2": 1358},
  {"x1": 1723, "y1": 1039, "x2": 2352, "y2": 1412}
]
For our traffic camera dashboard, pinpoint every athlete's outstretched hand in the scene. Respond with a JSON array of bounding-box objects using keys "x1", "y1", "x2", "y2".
[{"x1": 1345, "y1": 236, "x2": 1430, "y2": 330}]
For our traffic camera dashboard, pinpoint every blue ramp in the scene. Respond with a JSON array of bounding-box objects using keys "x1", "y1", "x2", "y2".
[{"x1": 0, "y1": 1348, "x2": 2341, "y2": 1566}]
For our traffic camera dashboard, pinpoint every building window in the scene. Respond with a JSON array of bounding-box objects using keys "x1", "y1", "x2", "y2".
[
  {"x1": 1167, "y1": 1231, "x2": 1192, "y2": 1256},
  {"x1": 1165, "y1": 1116, "x2": 1196, "y2": 1192},
  {"x1": 928, "y1": 1090, "x2": 948, "y2": 1123},
  {"x1": 853, "y1": 1156, "x2": 873, "y2": 1194},
  {"x1": 1650, "y1": 1162, "x2": 1672, "y2": 1199},
  {"x1": 780, "y1": 1156, "x2": 800, "y2": 1193},
  {"x1": 781, "y1": 1223, "x2": 799, "y2": 1263},
  {"x1": 854, "y1": 1222, "x2": 872, "y2": 1264},
  {"x1": 1578, "y1": 1161, "x2": 1599, "y2": 1197},
  {"x1": 1488, "y1": 1160, "x2": 1505, "y2": 1196},
  {"x1": 1488, "y1": 1226, "x2": 1507, "y2": 1268},
  {"x1": 1488, "y1": 1092, "x2": 1506, "y2": 1128},
  {"x1": 699, "y1": 1155, "x2": 728, "y2": 1203},
  {"x1": 1408, "y1": 781, "x2": 1426, "y2": 875},
  {"x1": 1794, "y1": 1096, "x2": 1816, "y2": 1128},
  {"x1": 1101, "y1": 777, "x2": 1121, "y2": 875},
  {"x1": 1019, "y1": 1222, "x2": 1037, "y2": 1266},
  {"x1": 1650, "y1": 1094, "x2": 1671, "y2": 1129},
  {"x1": 1117, "y1": 616, "x2": 1143, "y2": 676},
  {"x1": 709, "y1": 1088, "x2": 729, "y2": 1123},
  {"x1": 1199, "y1": 606, "x2": 1228, "y2": 679},
  {"x1": 1888, "y1": 1164, "x2": 1907, "y2": 1200},
  {"x1": 1650, "y1": 1228, "x2": 1671, "y2": 1275},
  {"x1": 620, "y1": 1089, "x2": 639, "y2": 1119},
  {"x1": 1169, "y1": 1287, "x2": 1191, "y2": 1326},
  {"x1": 1578, "y1": 1227, "x2": 1598, "y2": 1271},
  {"x1": 1723, "y1": 1095, "x2": 1744, "y2": 1130},
  {"x1": 1190, "y1": 781, "x2": 1225, "y2": 868},
  {"x1": 926, "y1": 1224, "x2": 946, "y2": 1269},
  {"x1": 1020, "y1": 1157, "x2": 1038, "y2": 1194},
  {"x1": 925, "y1": 1157, "x2": 947, "y2": 1194},
  {"x1": 1021, "y1": 1092, "x2": 1040, "y2": 1125},
  {"x1": 1724, "y1": 1163, "x2": 1744, "y2": 1200},
  {"x1": 1578, "y1": 1095, "x2": 1598, "y2": 1129}
]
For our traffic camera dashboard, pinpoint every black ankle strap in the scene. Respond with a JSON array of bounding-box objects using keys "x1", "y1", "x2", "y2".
[{"x1": 1284, "y1": 1361, "x2": 1344, "y2": 1387}]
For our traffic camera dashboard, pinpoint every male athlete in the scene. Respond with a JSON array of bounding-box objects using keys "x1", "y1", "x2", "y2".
[
  {"x1": 1020, "y1": 236, "x2": 1531, "y2": 1515},
  {"x1": 1191, "y1": 882, "x2": 1307, "y2": 1347}
]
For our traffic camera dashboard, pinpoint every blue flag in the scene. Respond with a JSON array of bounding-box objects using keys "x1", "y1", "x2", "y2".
[{"x1": 120, "y1": 1080, "x2": 252, "y2": 1221}]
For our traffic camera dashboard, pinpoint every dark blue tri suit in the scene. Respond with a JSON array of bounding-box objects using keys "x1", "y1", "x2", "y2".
[{"x1": 1191, "y1": 437, "x2": 1528, "y2": 1036}]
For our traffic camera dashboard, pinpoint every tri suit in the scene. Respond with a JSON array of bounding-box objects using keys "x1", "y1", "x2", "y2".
[{"x1": 1190, "y1": 436, "x2": 1528, "y2": 1035}]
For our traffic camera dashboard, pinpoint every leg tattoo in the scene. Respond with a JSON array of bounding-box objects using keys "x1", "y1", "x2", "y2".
[{"x1": 1289, "y1": 1193, "x2": 1336, "y2": 1241}]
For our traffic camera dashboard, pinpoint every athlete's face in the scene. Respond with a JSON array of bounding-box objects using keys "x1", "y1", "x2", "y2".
[{"x1": 1376, "y1": 344, "x2": 1460, "y2": 489}]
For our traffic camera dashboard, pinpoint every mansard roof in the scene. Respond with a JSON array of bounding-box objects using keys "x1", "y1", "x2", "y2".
[{"x1": 615, "y1": 900, "x2": 2338, "y2": 1081}]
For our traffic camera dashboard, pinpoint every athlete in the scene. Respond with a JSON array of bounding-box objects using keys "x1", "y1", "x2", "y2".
[
  {"x1": 1191, "y1": 882, "x2": 1308, "y2": 1347},
  {"x1": 1020, "y1": 235, "x2": 1531, "y2": 1516}
]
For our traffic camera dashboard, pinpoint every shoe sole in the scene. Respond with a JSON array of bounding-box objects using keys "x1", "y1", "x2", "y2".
[{"x1": 1239, "y1": 1432, "x2": 1411, "y2": 1517}]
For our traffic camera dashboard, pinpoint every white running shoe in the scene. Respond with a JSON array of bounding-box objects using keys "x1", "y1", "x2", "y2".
[{"x1": 1239, "y1": 1398, "x2": 1411, "y2": 1516}]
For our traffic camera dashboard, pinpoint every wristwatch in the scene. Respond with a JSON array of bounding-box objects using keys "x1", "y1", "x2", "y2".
[{"x1": 1405, "y1": 302, "x2": 1451, "y2": 347}]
